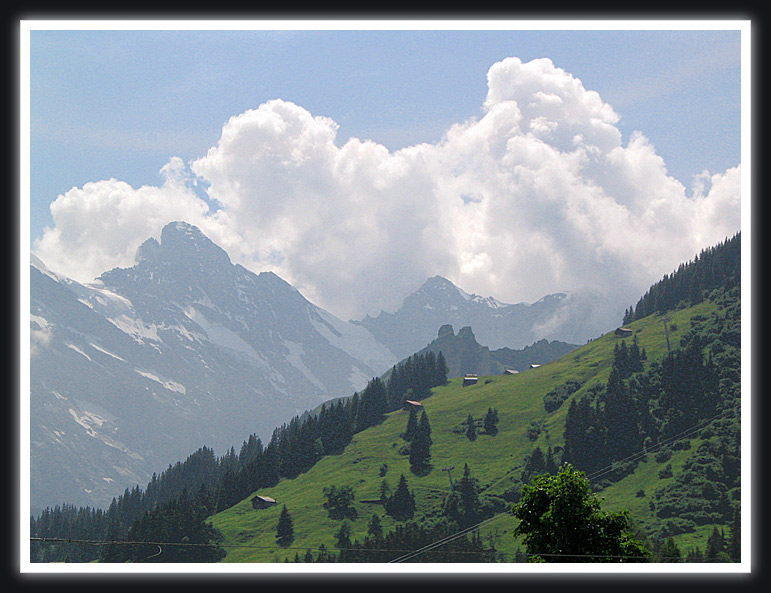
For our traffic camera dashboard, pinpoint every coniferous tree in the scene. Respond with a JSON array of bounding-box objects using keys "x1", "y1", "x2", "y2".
[
  {"x1": 545, "y1": 446, "x2": 558, "y2": 475},
  {"x1": 465, "y1": 414, "x2": 477, "y2": 441},
  {"x1": 276, "y1": 505, "x2": 294, "y2": 547},
  {"x1": 436, "y1": 351, "x2": 449, "y2": 385},
  {"x1": 705, "y1": 527, "x2": 729, "y2": 562},
  {"x1": 483, "y1": 407, "x2": 499, "y2": 434},
  {"x1": 403, "y1": 406, "x2": 418, "y2": 441},
  {"x1": 409, "y1": 411, "x2": 432, "y2": 471},
  {"x1": 457, "y1": 464, "x2": 482, "y2": 528},
  {"x1": 658, "y1": 537, "x2": 682, "y2": 562},
  {"x1": 728, "y1": 505, "x2": 741, "y2": 562},
  {"x1": 335, "y1": 521, "x2": 352, "y2": 549},
  {"x1": 367, "y1": 513, "x2": 383, "y2": 540},
  {"x1": 385, "y1": 474, "x2": 416, "y2": 520}
]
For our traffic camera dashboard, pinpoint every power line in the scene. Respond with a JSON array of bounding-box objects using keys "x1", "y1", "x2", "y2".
[
  {"x1": 32, "y1": 405, "x2": 738, "y2": 564},
  {"x1": 388, "y1": 405, "x2": 738, "y2": 564}
]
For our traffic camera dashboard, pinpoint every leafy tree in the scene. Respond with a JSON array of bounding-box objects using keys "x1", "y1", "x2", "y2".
[
  {"x1": 322, "y1": 484, "x2": 357, "y2": 520},
  {"x1": 512, "y1": 464, "x2": 650, "y2": 562},
  {"x1": 276, "y1": 505, "x2": 294, "y2": 547}
]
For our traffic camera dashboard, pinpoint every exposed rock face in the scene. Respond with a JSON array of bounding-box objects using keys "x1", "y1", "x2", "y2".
[
  {"x1": 353, "y1": 275, "x2": 574, "y2": 359},
  {"x1": 29, "y1": 221, "x2": 397, "y2": 512}
]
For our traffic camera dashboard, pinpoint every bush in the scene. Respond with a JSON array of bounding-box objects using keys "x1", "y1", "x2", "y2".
[
  {"x1": 526, "y1": 420, "x2": 543, "y2": 441},
  {"x1": 658, "y1": 464, "x2": 673, "y2": 479}
]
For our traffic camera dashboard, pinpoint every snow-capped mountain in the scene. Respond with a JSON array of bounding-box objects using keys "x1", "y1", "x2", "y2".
[
  {"x1": 29, "y1": 222, "x2": 398, "y2": 511},
  {"x1": 352, "y1": 275, "x2": 586, "y2": 359}
]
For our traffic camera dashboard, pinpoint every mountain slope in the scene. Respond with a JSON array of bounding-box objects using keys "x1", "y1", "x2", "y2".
[
  {"x1": 29, "y1": 222, "x2": 398, "y2": 511},
  {"x1": 352, "y1": 275, "x2": 585, "y2": 359},
  {"x1": 414, "y1": 324, "x2": 579, "y2": 378},
  {"x1": 208, "y1": 291, "x2": 739, "y2": 562}
]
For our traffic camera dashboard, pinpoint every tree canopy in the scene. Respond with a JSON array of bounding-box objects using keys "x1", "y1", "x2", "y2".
[{"x1": 512, "y1": 464, "x2": 650, "y2": 562}]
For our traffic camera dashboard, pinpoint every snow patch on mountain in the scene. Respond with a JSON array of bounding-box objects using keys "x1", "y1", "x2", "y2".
[
  {"x1": 134, "y1": 369, "x2": 186, "y2": 394},
  {"x1": 66, "y1": 343, "x2": 91, "y2": 361}
]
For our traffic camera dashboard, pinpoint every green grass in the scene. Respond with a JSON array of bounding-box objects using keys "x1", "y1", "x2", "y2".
[{"x1": 209, "y1": 299, "x2": 725, "y2": 563}]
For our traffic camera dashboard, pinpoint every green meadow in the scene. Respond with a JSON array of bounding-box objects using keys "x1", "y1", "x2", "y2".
[{"x1": 209, "y1": 299, "x2": 725, "y2": 563}]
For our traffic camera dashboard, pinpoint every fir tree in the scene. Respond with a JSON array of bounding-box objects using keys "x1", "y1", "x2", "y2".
[
  {"x1": 658, "y1": 537, "x2": 682, "y2": 562},
  {"x1": 483, "y1": 407, "x2": 499, "y2": 434},
  {"x1": 409, "y1": 411, "x2": 433, "y2": 471},
  {"x1": 465, "y1": 414, "x2": 477, "y2": 441},
  {"x1": 403, "y1": 406, "x2": 418, "y2": 441},
  {"x1": 367, "y1": 513, "x2": 383, "y2": 540},
  {"x1": 385, "y1": 474, "x2": 416, "y2": 520},
  {"x1": 276, "y1": 505, "x2": 294, "y2": 547}
]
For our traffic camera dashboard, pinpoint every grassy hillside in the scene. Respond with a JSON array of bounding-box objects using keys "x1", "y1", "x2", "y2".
[{"x1": 209, "y1": 297, "x2": 728, "y2": 563}]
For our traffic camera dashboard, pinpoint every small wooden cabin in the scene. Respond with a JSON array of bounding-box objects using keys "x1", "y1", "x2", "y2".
[
  {"x1": 615, "y1": 327, "x2": 633, "y2": 337},
  {"x1": 462, "y1": 374, "x2": 479, "y2": 387},
  {"x1": 251, "y1": 495, "x2": 277, "y2": 510},
  {"x1": 503, "y1": 369, "x2": 519, "y2": 375},
  {"x1": 403, "y1": 399, "x2": 424, "y2": 410}
]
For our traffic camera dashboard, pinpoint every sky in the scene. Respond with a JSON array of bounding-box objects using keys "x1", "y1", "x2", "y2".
[{"x1": 24, "y1": 21, "x2": 746, "y2": 326}]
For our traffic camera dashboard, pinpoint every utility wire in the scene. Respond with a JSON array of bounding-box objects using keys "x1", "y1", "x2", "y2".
[
  {"x1": 32, "y1": 405, "x2": 738, "y2": 564},
  {"x1": 389, "y1": 405, "x2": 738, "y2": 563}
]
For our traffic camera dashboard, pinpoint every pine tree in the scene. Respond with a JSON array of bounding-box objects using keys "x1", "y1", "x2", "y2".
[
  {"x1": 436, "y1": 351, "x2": 449, "y2": 385},
  {"x1": 403, "y1": 406, "x2": 418, "y2": 441},
  {"x1": 545, "y1": 446, "x2": 558, "y2": 475},
  {"x1": 483, "y1": 407, "x2": 499, "y2": 434},
  {"x1": 367, "y1": 513, "x2": 383, "y2": 540},
  {"x1": 457, "y1": 464, "x2": 482, "y2": 528},
  {"x1": 705, "y1": 526, "x2": 728, "y2": 562},
  {"x1": 465, "y1": 414, "x2": 477, "y2": 441},
  {"x1": 334, "y1": 520, "x2": 352, "y2": 549},
  {"x1": 658, "y1": 537, "x2": 682, "y2": 562},
  {"x1": 276, "y1": 505, "x2": 294, "y2": 547},
  {"x1": 409, "y1": 411, "x2": 432, "y2": 471},
  {"x1": 729, "y1": 505, "x2": 741, "y2": 562},
  {"x1": 385, "y1": 474, "x2": 415, "y2": 520}
]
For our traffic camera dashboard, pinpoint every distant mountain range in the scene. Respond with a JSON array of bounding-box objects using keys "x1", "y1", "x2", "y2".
[
  {"x1": 415, "y1": 324, "x2": 579, "y2": 378},
  {"x1": 29, "y1": 222, "x2": 596, "y2": 512},
  {"x1": 29, "y1": 222, "x2": 397, "y2": 511},
  {"x1": 353, "y1": 275, "x2": 582, "y2": 358}
]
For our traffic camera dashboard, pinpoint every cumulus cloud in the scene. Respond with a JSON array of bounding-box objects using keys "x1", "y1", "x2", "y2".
[{"x1": 33, "y1": 57, "x2": 741, "y2": 337}]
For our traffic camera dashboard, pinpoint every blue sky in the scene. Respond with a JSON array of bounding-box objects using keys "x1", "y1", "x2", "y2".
[
  {"x1": 24, "y1": 22, "x2": 745, "y2": 327},
  {"x1": 29, "y1": 26, "x2": 741, "y2": 242}
]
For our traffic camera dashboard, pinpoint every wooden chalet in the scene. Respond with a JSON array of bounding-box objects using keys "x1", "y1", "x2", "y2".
[
  {"x1": 251, "y1": 495, "x2": 277, "y2": 510},
  {"x1": 403, "y1": 399, "x2": 424, "y2": 410},
  {"x1": 615, "y1": 327, "x2": 633, "y2": 337},
  {"x1": 462, "y1": 374, "x2": 479, "y2": 387}
]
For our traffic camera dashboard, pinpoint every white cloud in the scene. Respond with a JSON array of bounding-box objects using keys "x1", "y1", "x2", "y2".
[{"x1": 33, "y1": 57, "x2": 741, "y2": 335}]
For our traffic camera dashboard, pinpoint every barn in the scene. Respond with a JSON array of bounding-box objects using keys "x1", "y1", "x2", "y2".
[
  {"x1": 251, "y1": 495, "x2": 277, "y2": 510},
  {"x1": 462, "y1": 374, "x2": 479, "y2": 387}
]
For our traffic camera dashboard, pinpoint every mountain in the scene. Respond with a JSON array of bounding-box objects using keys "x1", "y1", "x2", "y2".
[
  {"x1": 30, "y1": 233, "x2": 742, "y2": 563},
  {"x1": 29, "y1": 221, "x2": 398, "y2": 511},
  {"x1": 352, "y1": 275, "x2": 586, "y2": 359},
  {"x1": 414, "y1": 324, "x2": 579, "y2": 378}
]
